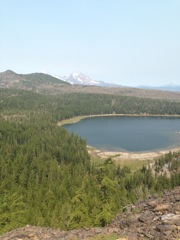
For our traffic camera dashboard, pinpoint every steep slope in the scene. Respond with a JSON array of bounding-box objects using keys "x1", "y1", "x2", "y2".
[{"x1": 0, "y1": 187, "x2": 179, "y2": 240}]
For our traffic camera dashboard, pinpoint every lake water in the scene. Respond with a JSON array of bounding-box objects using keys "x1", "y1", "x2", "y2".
[{"x1": 63, "y1": 116, "x2": 180, "y2": 152}]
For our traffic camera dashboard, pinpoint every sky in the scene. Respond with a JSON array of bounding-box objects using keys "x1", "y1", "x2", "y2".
[{"x1": 1, "y1": 0, "x2": 180, "y2": 86}]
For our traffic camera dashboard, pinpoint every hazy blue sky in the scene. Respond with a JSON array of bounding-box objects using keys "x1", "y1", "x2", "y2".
[{"x1": 1, "y1": 0, "x2": 180, "y2": 86}]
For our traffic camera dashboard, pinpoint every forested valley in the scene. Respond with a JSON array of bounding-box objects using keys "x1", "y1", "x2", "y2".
[{"x1": 0, "y1": 89, "x2": 180, "y2": 234}]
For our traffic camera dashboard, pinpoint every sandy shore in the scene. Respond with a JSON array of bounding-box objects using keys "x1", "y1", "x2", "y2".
[{"x1": 88, "y1": 146, "x2": 180, "y2": 161}]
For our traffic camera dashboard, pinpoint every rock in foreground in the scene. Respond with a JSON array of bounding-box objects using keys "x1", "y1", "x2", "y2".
[{"x1": 0, "y1": 187, "x2": 179, "y2": 240}]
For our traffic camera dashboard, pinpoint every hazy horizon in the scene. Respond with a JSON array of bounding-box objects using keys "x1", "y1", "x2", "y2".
[{"x1": 1, "y1": 1, "x2": 180, "y2": 87}]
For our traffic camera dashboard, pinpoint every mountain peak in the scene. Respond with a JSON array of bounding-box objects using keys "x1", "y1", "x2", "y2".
[
  {"x1": 62, "y1": 72, "x2": 98, "y2": 85},
  {"x1": 3, "y1": 70, "x2": 17, "y2": 75},
  {"x1": 61, "y1": 72, "x2": 121, "y2": 87}
]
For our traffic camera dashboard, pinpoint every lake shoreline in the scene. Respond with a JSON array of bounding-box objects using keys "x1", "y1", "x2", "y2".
[
  {"x1": 87, "y1": 145, "x2": 180, "y2": 161},
  {"x1": 58, "y1": 113, "x2": 180, "y2": 126},
  {"x1": 59, "y1": 114, "x2": 180, "y2": 161}
]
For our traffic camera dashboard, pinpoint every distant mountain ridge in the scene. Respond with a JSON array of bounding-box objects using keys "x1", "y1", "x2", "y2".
[
  {"x1": 59, "y1": 72, "x2": 180, "y2": 91},
  {"x1": 138, "y1": 83, "x2": 180, "y2": 92},
  {"x1": 1, "y1": 70, "x2": 180, "y2": 100}
]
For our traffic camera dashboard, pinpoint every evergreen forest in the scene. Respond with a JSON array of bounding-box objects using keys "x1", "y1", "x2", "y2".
[{"x1": 0, "y1": 88, "x2": 180, "y2": 234}]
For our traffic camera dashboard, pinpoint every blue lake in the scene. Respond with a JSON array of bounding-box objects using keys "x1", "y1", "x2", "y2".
[{"x1": 63, "y1": 116, "x2": 180, "y2": 152}]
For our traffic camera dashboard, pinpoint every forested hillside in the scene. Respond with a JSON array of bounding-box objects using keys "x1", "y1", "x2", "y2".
[
  {"x1": 0, "y1": 89, "x2": 180, "y2": 234},
  {"x1": 0, "y1": 70, "x2": 69, "y2": 90}
]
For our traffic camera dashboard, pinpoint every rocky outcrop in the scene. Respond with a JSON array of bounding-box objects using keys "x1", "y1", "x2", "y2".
[
  {"x1": 0, "y1": 187, "x2": 179, "y2": 240},
  {"x1": 109, "y1": 186, "x2": 180, "y2": 239}
]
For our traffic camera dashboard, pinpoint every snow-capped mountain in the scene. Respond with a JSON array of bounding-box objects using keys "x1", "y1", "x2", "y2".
[
  {"x1": 62, "y1": 72, "x2": 100, "y2": 85},
  {"x1": 54, "y1": 72, "x2": 121, "y2": 87}
]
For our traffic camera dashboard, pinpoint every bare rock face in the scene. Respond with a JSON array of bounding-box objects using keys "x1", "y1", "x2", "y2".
[
  {"x1": 109, "y1": 186, "x2": 180, "y2": 240},
  {"x1": 0, "y1": 187, "x2": 179, "y2": 240}
]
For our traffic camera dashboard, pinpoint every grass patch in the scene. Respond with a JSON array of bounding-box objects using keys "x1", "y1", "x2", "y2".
[
  {"x1": 58, "y1": 116, "x2": 85, "y2": 126},
  {"x1": 69, "y1": 234, "x2": 120, "y2": 240},
  {"x1": 86, "y1": 234, "x2": 119, "y2": 240},
  {"x1": 90, "y1": 155, "x2": 154, "y2": 172},
  {"x1": 115, "y1": 158, "x2": 154, "y2": 171}
]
